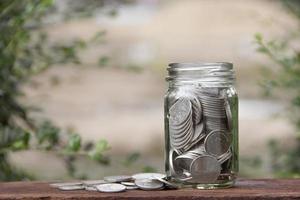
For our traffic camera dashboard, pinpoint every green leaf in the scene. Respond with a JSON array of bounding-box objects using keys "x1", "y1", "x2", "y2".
[
  {"x1": 36, "y1": 121, "x2": 60, "y2": 150},
  {"x1": 98, "y1": 56, "x2": 109, "y2": 67},
  {"x1": 90, "y1": 31, "x2": 106, "y2": 43},
  {"x1": 95, "y1": 139, "x2": 110, "y2": 153},
  {"x1": 12, "y1": 131, "x2": 30, "y2": 150},
  {"x1": 254, "y1": 33, "x2": 263, "y2": 42},
  {"x1": 123, "y1": 152, "x2": 140, "y2": 166},
  {"x1": 88, "y1": 150, "x2": 110, "y2": 165},
  {"x1": 66, "y1": 134, "x2": 81, "y2": 152}
]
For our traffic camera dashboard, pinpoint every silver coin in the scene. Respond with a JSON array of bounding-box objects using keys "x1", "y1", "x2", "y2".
[
  {"x1": 155, "y1": 177, "x2": 178, "y2": 189},
  {"x1": 218, "y1": 150, "x2": 232, "y2": 164},
  {"x1": 169, "y1": 113, "x2": 192, "y2": 136},
  {"x1": 58, "y1": 185, "x2": 85, "y2": 191},
  {"x1": 135, "y1": 179, "x2": 164, "y2": 190},
  {"x1": 169, "y1": 149, "x2": 182, "y2": 176},
  {"x1": 85, "y1": 185, "x2": 98, "y2": 191},
  {"x1": 132, "y1": 173, "x2": 166, "y2": 180},
  {"x1": 82, "y1": 180, "x2": 107, "y2": 186},
  {"x1": 225, "y1": 99, "x2": 232, "y2": 131},
  {"x1": 120, "y1": 181, "x2": 136, "y2": 186},
  {"x1": 126, "y1": 185, "x2": 139, "y2": 190},
  {"x1": 169, "y1": 98, "x2": 192, "y2": 126},
  {"x1": 191, "y1": 98, "x2": 202, "y2": 125},
  {"x1": 174, "y1": 152, "x2": 197, "y2": 171},
  {"x1": 170, "y1": 128, "x2": 194, "y2": 150},
  {"x1": 192, "y1": 123, "x2": 204, "y2": 141},
  {"x1": 183, "y1": 130, "x2": 206, "y2": 152},
  {"x1": 189, "y1": 155, "x2": 221, "y2": 183},
  {"x1": 50, "y1": 182, "x2": 82, "y2": 188},
  {"x1": 96, "y1": 183, "x2": 126, "y2": 193},
  {"x1": 204, "y1": 130, "x2": 230, "y2": 157},
  {"x1": 104, "y1": 175, "x2": 132, "y2": 183},
  {"x1": 175, "y1": 170, "x2": 193, "y2": 182}
]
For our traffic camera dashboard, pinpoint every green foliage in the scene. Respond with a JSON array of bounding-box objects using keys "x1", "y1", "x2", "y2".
[
  {"x1": 66, "y1": 134, "x2": 81, "y2": 152},
  {"x1": 122, "y1": 152, "x2": 140, "y2": 167},
  {"x1": 0, "y1": 0, "x2": 111, "y2": 181},
  {"x1": 88, "y1": 139, "x2": 111, "y2": 164},
  {"x1": 142, "y1": 165, "x2": 157, "y2": 173},
  {"x1": 255, "y1": 0, "x2": 300, "y2": 177}
]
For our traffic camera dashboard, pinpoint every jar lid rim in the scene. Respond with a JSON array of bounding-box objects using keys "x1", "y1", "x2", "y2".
[{"x1": 168, "y1": 62, "x2": 233, "y2": 70}]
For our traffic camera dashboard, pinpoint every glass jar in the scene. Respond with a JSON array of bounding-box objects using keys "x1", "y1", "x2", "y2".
[{"x1": 164, "y1": 62, "x2": 238, "y2": 189}]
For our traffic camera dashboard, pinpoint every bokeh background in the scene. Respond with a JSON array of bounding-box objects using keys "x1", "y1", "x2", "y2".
[{"x1": 1, "y1": 0, "x2": 300, "y2": 181}]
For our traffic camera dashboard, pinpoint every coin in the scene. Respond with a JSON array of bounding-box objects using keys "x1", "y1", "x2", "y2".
[
  {"x1": 189, "y1": 155, "x2": 221, "y2": 183},
  {"x1": 169, "y1": 98, "x2": 192, "y2": 126},
  {"x1": 120, "y1": 181, "x2": 136, "y2": 186},
  {"x1": 58, "y1": 185, "x2": 85, "y2": 191},
  {"x1": 154, "y1": 177, "x2": 178, "y2": 189},
  {"x1": 218, "y1": 150, "x2": 232, "y2": 164},
  {"x1": 125, "y1": 185, "x2": 139, "y2": 190},
  {"x1": 96, "y1": 183, "x2": 126, "y2": 193},
  {"x1": 225, "y1": 99, "x2": 232, "y2": 131},
  {"x1": 204, "y1": 130, "x2": 230, "y2": 157},
  {"x1": 132, "y1": 173, "x2": 166, "y2": 180},
  {"x1": 50, "y1": 182, "x2": 82, "y2": 188},
  {"x1": 104, "y1": 175, "x2": 132, "y2": 183},
  {"x1": 135, "y1": 179, "x2": 164, "y2": 190},
  {"x1": 169, "y1": 149, "x2": 179, "y2": 175},
  {"x1": 85, "y1": 185, "x2": 97, "y2": 191},
  {"x1": 82, "y1": 180, "x2": 107, "y2": 186}
]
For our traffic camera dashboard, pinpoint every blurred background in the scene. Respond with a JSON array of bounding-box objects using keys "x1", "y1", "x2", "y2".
[{"x1": 1, "y1": 0, "x2": 299, "y2": 181}]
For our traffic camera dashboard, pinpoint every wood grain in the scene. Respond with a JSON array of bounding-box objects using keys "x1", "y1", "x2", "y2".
[{"x1": 0, "y1": 179, "x2": 300, "y2": 200}]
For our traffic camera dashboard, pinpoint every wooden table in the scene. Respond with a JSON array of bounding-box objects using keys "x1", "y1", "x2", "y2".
[{"x1": 0, "y1": 179, "x2": 299, "y2": 200}]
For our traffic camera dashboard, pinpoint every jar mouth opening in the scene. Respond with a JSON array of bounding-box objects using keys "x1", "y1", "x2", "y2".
[{"x1": 168, "y1": 62, "x2": 233, "y2": 71}]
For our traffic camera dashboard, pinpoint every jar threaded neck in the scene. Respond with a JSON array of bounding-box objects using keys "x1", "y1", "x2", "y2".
[{"x1": 166, "y1": 62, "x2": 235, "y2": 87}]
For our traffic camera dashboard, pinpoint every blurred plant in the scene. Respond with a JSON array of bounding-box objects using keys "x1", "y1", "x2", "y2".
[
  {"x1": 0, "y1": 0, "x2": 115, "y2": 181},
  {"x1": 255, "y1": 0, "x2": 300, "y2": 177}
]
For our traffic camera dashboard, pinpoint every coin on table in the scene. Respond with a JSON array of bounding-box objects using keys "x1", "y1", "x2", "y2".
[
  {"x1": 85, "y1": 185, "x2": 97, "y2": 191},
  {"x1": 104, "y1": 175, "x2": 132, "y2": 183},
  {"x1": 154, "y1": 177, "x2": 178, "y2": 189},
  {"x1": 50, "y1": 182, "x2": 82, "y2": 188},
  {"x1": 82, "y1": 180, "x2": 107, "y2": 186},
  {"x1": 125, "y1": 185, "x2": 139, "y2": 190},
  {"x1": 132, "y1": 173, "x2": 166, "y2": 180},
  {"x1": 58, "y1": 185, "x2": 85, "y2": 191},
  {"x1": 121, "y1": 181, "x2": 136, "y2": 186},
  {"x1": 96, "y1": 183, "x2": 126, "y2": 193},
  {"x1": 135, "y1": 179, "x2": 164, "y2": 190}
]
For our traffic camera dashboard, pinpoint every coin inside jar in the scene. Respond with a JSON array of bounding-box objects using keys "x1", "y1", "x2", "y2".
[
  {"x1": 204, "y1": 130, "x2": 230, "y2": 157},
  {"x1": 189, "y1": 155, "x2": 221, "y2": 183},
  {"x1": 169, "y1": 98, "x2": 192, "y2": 126}
]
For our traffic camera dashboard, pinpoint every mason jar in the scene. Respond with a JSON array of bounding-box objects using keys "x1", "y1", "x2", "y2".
[{"x1": 164, "y1": 62, "x2": 238, "y2": 189}]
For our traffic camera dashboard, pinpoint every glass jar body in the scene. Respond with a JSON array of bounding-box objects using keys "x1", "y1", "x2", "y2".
[{"x1": 164, "y1": 64, "x2": 238, "y2": 189}]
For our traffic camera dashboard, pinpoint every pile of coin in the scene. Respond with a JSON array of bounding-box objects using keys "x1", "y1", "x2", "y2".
[
  {"x1": 167, "y1": 87, "x2": 233, "y2": 183},
  {"x1": 50, "y1": 173, "x2": 178, "y2": 193}
]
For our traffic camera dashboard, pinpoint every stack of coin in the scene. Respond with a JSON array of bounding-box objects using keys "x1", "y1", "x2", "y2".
[
  {"x1": 167, "y1": 87, "x2": 233, "y2": 184},
  {"x1": 50, "y1": 173, "x2": 178, "y2": 193},
  {"x1": 169, "y1": 98, "x2": 194, "y2": 150}
]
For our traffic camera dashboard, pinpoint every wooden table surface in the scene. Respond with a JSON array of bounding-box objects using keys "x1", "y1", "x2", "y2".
[{"x1": 0, "y1": 179, "x2": 300, "y2": 200}]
